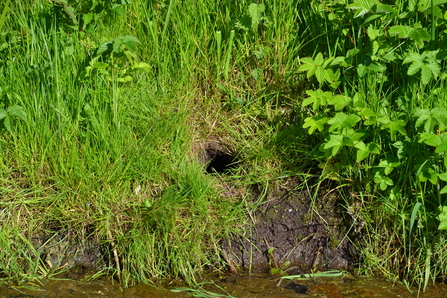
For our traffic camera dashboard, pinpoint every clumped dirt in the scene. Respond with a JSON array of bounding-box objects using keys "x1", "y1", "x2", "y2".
[
  {"x1": 30, "y1": 227, "x2": 106, "y2": 275},
  {"x1": 222, "y1": 179, "x2": 358, "y2": 273}
]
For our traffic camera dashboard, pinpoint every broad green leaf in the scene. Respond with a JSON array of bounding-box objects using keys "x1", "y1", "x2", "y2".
[
  {"x1": 374, "y1": 171, "x2": 394, "y2": 190},
  {"x1": 96, "y1": 41, "x2": 113, "y2": 56},
  {"x1": 134, "y1": 62, "x2": 151, "y2": 72},
  {"x1": 328, "y1": 95, "x2": 352, "y2": 111},
  {"x1": 0, "y1": 109, "x2": 7, "y2": 120},
  {"x1": 380, "y1": 119, "x2": 407, "y2": 141},
  {"x1": 302, "y1": 89, "x2": 333, "y2": 110},
  {"x1": 330, "y1": 56, "x2": 347, "y2": 66},
  {"x1": 420, "y1": 64, "x2": 433, "y2": 84},
  {"x1": 327, "y1": 113, "x2": 361, "y2": 132},
  {"x1": 358, "y1": 108, "x2": 376, "y2": 124},
  {"x1": 346, "y1": 129, "x2": 366, "y2": 142},
  {"x1": 314, "y1": 52, "x2": 324, "y2": 65},
  {"x1": 407, "y1": 60, "x2": 424, "y2": 75},
  {"x1": 303, "y1": 115, "x2": 329, "y2": 134},
  {"x1": 439, "y1": 172, "x2": 447, "y2": 181},
  {"x1": 414, "y1": 108, "x2": 447, "y2": 132},
  {"x1": 315, "y1": 66, "x2": 326, "y2": 84},
  {"x1": 248, "y1": 3, "x2": 265, "y2": 30},
  {"x1": 420, "y1": 133, "x2": 447, "y2": 153},
  {"x1": 120, "y1": 35, "x2": 141, "y2": 52},
  {"x1": 93, "y1": 62, "x2": 108, "y2": 69},
  {"x1": 441, "y1": 186, "x2": 447, "y2": 194},
  {"x1": 426, "y1": 63, "x2": 441, "y2": 77},
  {"x1": 367, "y1": 26, "x2": 382, "y2": 40},
  {"x1": 403, "y1": 52, "x2": 424, "y2": 64},
  {"x1": 418, "y1": 166, "x2": 438, "y2": 184},
  {"x1": 438, "y1": 205, "x2": 447, "y2": 229},
  {"x1": 7, "y1": 105, "x2": 27, "y2": 121},
  {"x1": 388, "y1": 25, "x2": 414, "y2": 38},
  {"x1": 378, "y1": 157, "x2": 401, "y2": 175},
  {"x1": 3, "y1": 114, "x2": 11, "y2": 132},
  {"x1": 323, "y1": 135, "x2": 345, "y2": 156},
  {"x1": 355, "y1": 141, "x2": 381, "y2": 162}
]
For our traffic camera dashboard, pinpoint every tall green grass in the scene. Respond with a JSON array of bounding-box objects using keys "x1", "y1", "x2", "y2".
[{"x1": 1, "y1": 0, "x2": 446, "y2": 291}]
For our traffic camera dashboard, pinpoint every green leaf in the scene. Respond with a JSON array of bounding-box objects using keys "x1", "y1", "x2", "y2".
[
  {"x1": 0, "y1": 109, "x2": 7, "y2": 120},
  {"x1": 388, "y1": 25, "x2": 414, "y2": 38},
  {"x1": 302, "y1": 89, "x2": 333, "y2": 110},
  {"x1": 96, "y1": 40, "x2": 113, "y2": 56},
  {"x1": 7, "y1": 105, "x2": 26, "y2": 121},
  {"x1": 355, "y1": 141, "x2": 381, "y2": 162},
  {"x1": 437, "y1": 206, "x2": 447, "y2": 230},
  {"x1": 328, "y1": 95, "x2": 352, "y2": 111},
  {"x1": 374, "y1": 171, "x2": 394, "y2": 190},
  {"x1": 248, "y1": 3, "x2": 265, "y2": 30},
  {"x1": 3, "y1": 114, "x2": 12, "y2": 132},
  {"x1": 414, "y1": 108, "x2": 447, "y2": 133},
  {"x1": 439, "y1": 172, "x2": 447, "y2": 182},
  {"x1": 93, "y1": 62, "x2": 109, "y2": 69},
  {"x1": 380, "y1": 119, "x2": 407, "y2": 141},
  {"x1": 303, "y1": 115, "x2": 329, "y2": 134},
  {"x1": 420, "y1": 64, "x2": 433, "y2": 84},
  {"x1": 378, "y1": 157, "x2": 401, "y2": 175},
  {"x1": 134, "y1": 62, "x2": 151, "y2": 72},
  {"x1": 327, "y1": 113, "x2": 361, "y2": 132},
  {"x1": 418, "y1": 166, "x2": 438, "y2": 184},
  {"x1": 407, "y1": 60, "x2": 424, "y2": 75}
]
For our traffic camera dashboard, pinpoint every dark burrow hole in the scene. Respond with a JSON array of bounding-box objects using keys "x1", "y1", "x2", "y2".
[{"x1": 205, "y1": 148, "x2": 237, "y2": 174}]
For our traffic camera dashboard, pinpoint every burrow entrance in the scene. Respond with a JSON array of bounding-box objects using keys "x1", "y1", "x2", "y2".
[{"x1": 197, "y1": 141, "x2": 238, "y2": 174}]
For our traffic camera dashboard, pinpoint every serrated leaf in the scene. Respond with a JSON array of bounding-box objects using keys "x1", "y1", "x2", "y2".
[
  {"x1": 315, "y1": 66, "x2": 326, "y2": 84},
  {"x1": 134, "y1": 62, "x2": 151, "y2": 72},
  {"x1": 248, "y1": 3, "x2": 265, "y2": 30},
  {"x1": 439, "y1": 172, "x2": 447, "y2": 181},
  {"x1": 330, "y1": 56, "x2": 347, "y2": 66},
  {"x1": 119, "y1": 35, "x2": 141, "y2": 52},
  {"x1": 420, "y1": 64, "x2": 432, "y2": 84},
  {"x1": 403, "y1": 52, "x2": 424, "y2": 64},
  {"x1": 378, "y1": 157, "x2": 401, "y2": 175},
  {"x1": 303, "y1": 115, "x2": 329, "y2": 134},
  {"x1": 96, "y1": 40, "x2": 113, "y2": 56},
  {"x1": 381, "y1": 119, "x2": 407, "y2": 141},
  {"x1": 327, "y1": 113, "x2": 361, "y2": 132},
  {"x1": 407, "y1": 60, "x2": 424, "y2": 75},
  {"x1": 7, "y1": 105, "x2": 27, "y2": 121},
  {"x1": 303, "y1": 89, "x2": 333, "y2": 110},
  {"x1": 328, "y1": 95, "x2": 352, "y2": 111},
  {"x1": 314, "y1": 52, "x2": 324, "y2": 65},
  {"x1": 3, "y1": 115, "x2": 12, "y2": 132},
  {"x1": 355, "y1": 141, "x2": 380, "y2": 162}
]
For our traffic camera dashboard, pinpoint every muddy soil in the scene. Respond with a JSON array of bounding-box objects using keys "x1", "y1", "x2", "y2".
[{"x1": 223, "y1": 178, "x2": 358, "y2": 274}]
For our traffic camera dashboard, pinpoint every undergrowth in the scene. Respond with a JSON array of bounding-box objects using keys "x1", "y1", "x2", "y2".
[{"x1": 0, "y1": 0, "x2": 446, "y2": 292}]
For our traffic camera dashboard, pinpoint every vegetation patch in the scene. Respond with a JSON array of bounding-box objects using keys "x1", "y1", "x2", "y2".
[{"x1": 0, "y1": 0, "x2": 447, "y2": 293}]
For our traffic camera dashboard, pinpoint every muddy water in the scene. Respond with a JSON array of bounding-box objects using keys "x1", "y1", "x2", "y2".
[{"x1": 1, "y1": 272, "x2": 447, "y2": 298}]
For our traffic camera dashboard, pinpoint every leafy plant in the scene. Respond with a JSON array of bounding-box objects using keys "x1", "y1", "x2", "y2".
[{"x1": 85, "y1": 35, "x2": 150, "y2": 82}]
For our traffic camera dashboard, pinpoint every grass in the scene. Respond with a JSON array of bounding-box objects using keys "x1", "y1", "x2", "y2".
[{"x1": 0, "y1": 0, "x2": 446, "y2": 292}]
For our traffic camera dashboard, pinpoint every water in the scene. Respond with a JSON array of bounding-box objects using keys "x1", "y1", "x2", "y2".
[{"x1": 1, "y1": 272, "x2": 446, "y2": 298}]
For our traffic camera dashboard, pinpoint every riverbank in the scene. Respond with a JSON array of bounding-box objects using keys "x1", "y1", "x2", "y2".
[{"x1": 1, "y1": 0, "x2": 447, "y2": 292}]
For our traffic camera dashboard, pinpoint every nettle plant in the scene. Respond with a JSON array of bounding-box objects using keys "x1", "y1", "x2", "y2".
[{"x1": 299, "y1": 0, "x2": 447, "y2": 229}]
